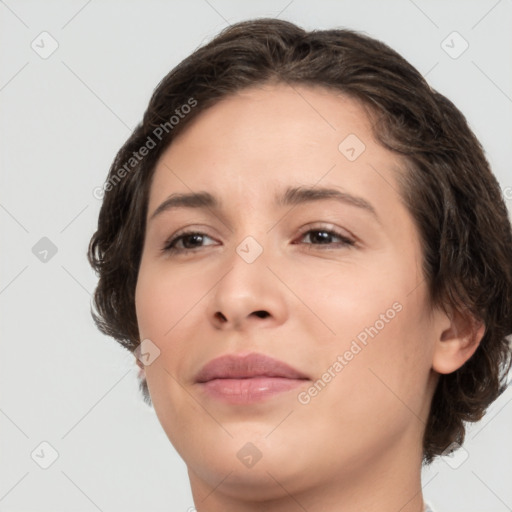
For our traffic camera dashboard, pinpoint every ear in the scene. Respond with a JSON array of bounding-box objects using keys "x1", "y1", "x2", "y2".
[
  {"x1": 135, "y1": 357, "x2": 145, "y2": 376},
  {"x1": 432, "y1": 306, "x2": 486, "y2": 374}
]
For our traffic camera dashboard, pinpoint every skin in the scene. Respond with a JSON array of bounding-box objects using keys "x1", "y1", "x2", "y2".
[{"x1": 134, "y1": 83, "x2": 483, "y2": 512}]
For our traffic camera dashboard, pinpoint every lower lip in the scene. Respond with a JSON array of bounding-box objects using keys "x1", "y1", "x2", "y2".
[{"x1": 198, "y1": 377, "x2": 308, "y2": 404}]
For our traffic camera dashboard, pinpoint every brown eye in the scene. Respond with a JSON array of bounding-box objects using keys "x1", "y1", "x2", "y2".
[
  {"x1": 299, "y1": 229, "x2": 355, "y2": 248},
  {"x1": 162, "y1": 232, "x2": 216, "y2": 253}
]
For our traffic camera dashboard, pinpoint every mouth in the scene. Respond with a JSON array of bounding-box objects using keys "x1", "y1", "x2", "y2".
[{"x1": 194, "y1": 352, "x2": 310, "y2": 404}]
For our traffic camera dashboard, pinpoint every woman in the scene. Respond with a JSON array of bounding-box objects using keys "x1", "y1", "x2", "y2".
[{"x1": 88, "y1": 18, "x2": 512, "y2": 512}]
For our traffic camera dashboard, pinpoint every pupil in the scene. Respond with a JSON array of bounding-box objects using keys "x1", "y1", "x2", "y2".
[
  {"x1": 185, "y1": 234, "x2": 202, "y2": 247},
  {"x1": 314, "y1": 231, "x2": 330, "y2": 243}
]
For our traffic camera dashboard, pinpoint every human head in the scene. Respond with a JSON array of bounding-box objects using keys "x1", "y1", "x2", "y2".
[{"x1": 88, "y1": 18, "x2": 512, "y2": 468}]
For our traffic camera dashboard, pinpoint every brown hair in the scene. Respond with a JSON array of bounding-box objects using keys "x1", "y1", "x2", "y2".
[{"x1": 88, "y1": 18, "x2": 512, "y2": 463}]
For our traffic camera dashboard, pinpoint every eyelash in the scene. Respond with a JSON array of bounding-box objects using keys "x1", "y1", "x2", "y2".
[{"x1": 161, "y1": 227, "x2": 356, "y2": 254}]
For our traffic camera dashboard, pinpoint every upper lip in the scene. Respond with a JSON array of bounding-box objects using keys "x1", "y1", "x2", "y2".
[{"x1": 195, "y1": 352, "x2": 310, "y2": 383}]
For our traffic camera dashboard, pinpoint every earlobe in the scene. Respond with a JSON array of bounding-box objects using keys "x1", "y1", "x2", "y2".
[{"x1": 432, "y1": 308, "x2": 486, "y2": 375}]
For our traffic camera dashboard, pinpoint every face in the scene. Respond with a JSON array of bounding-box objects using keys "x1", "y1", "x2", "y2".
[{"x1": 135, "y1": 83, "x2": 439, "y2": 502}]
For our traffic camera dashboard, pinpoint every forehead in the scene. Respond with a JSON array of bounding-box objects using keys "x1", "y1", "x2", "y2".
[
  {"x1": 148, "y1": 82, "x2": 405, "y2": 217},
  {"x1": 167, "y1": 82, "x2": 374, "y2": 155}
]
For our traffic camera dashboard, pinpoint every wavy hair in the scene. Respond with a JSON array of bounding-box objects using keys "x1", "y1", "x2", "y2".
[{"x1": 88, "y1": 18, "x2": 512, "y2": 463}]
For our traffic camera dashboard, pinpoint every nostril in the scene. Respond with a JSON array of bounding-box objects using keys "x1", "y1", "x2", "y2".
[
  {"x1": 253, "y1": 310, "x2": 270, "y2": 318},
  {"x1": 214, "y1": 312, "x2": 228, "y2": 322}
]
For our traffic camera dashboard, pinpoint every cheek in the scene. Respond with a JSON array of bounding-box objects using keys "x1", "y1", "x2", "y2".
[
  {"x1": 134, "y1": 262, "x2": 206, "y2": 447},
  {"x1": 288, "y1": 251, "x2": 411, "y2": 344},
  {"x1": 135, "y1": 275, "x2": 169, "y2": 341},
  {"x1": 135, "y1": 261, "x2": 203, "y2": 341},
  {"x1": 297, "y1": 249, "x2": 433, "y2": 401},
  {"x1": 299, "y1": 297, "x2": 434, "y2": 459},
  {"x1": 331, "y1": 290, "x2": 434, "y2": 422}
]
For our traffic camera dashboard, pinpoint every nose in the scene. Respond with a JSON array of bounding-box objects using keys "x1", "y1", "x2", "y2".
[{"x1": 207, "y1": 244, "x2": 288, "y2": 331}]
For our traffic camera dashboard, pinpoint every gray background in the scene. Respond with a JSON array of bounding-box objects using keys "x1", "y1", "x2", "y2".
[{"x1": 1, "y1": 1, "x2": 511, "y2": 511}]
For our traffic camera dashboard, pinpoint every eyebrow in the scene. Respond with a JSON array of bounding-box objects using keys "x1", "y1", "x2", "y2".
[
  {"x1": 275, "y1": 186, "x2": 378, "y2": 219},
  {"x1": 149, "y1": 186, "x2": 378, "y2": 222},
  {"x1": 149, "y1": 191, "x2": 219, "y2": 221}
]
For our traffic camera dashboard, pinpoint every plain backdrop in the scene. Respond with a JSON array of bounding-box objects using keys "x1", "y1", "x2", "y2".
[{"x1": 1, "y1": 1, "x2": 511, "y2": 511}]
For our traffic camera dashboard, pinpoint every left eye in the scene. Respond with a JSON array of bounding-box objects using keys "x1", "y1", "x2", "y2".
[{"x1": 297, "y1": 229, "x2": 355, "y2": 247}]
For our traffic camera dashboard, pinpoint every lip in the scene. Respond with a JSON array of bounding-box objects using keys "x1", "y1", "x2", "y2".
[{"x1": 194, "y1": 352, "x2": 310, "y2": 404}]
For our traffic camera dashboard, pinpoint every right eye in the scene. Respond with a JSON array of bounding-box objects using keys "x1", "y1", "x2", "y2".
[{"x1": 161, "y1": 231, "x2": 218, "y2": 254}]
